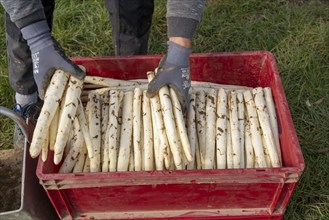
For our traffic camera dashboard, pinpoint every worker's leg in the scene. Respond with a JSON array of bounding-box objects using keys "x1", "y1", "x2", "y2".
[
  {"x1": 105, "y1": 0, "x2": 154, "y2": 55},
  {"x1": 5, "y1": 0, "x2": 55, "y2": 100},
  {"x1": 6, "y1": 14, "x2": 36, "y2": 98},
  {"x1": 5, "y1": 0, "x2": 55, "y2": 148}
]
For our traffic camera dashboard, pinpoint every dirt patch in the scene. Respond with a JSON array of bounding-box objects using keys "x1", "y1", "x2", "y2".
[{"x1": 0, "y1": 148, "x2": 23, "y2": 212}]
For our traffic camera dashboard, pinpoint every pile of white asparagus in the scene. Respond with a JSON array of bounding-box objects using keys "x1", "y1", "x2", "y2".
[{"x1": 29, "y1": 69, "x2": 283, "y2": 173}]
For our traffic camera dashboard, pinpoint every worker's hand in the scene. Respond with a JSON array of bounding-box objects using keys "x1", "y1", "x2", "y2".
[
  {"x1": 147, "y1": 41, "x2": 191, "y2": 111},
  {"x1": 147, "y1": 55, "x2": 191, "y2": 111},
  {"x1": 21, "y1": 20, "x2": 85, "y2": 99}
]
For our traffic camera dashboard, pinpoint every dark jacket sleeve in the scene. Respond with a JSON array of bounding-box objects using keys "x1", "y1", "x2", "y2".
[
  {"x1": 0, "y1": 0, "x2": 46, "y2": 28},
  {"x1": 167, "y1": 0, "x2": 206, "y2": 39}
]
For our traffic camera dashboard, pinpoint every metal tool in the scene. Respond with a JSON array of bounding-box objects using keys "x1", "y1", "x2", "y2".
[{"x1": 0, "y1": 106, "x2": 35, "y2": 144}]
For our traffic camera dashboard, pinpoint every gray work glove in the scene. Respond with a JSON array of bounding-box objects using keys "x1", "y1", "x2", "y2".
[
  {"x1": 21, "y1": 20, "x2": 85, "y2": 99},
  {"x1": 146, "y1": 41, "x2": 191, "y2": 111}
]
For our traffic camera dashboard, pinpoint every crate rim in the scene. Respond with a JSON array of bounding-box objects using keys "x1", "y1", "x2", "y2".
[{"x1": 71, "y1": 50, "x2": 276, "y2": 62}]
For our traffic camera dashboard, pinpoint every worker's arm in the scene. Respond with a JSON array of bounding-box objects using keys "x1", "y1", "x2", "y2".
[
  {"x1": 0, "y1": 0, "x2": 85, "y2": 99},
  {"x1": 146, "y1": 0, "x2": 206, "y2": 110},
  {"x1": 0, "y1": 0, "x2": 45, "y2": 29},
  {"x1": 166, "y1": 0, "x2": 205, "y2": 40}
]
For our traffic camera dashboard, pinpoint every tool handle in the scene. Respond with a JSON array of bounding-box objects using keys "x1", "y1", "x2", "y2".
[{"x1": 0, "y1": 106, "x2": 35, "y2": 144}]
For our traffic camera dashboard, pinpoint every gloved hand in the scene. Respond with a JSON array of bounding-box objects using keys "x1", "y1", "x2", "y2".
[
  {"x1": 146, "y1": 41, "x2": 191, "y2": 111},
  {"x1": 21, "y1": 20, "x2": 85, "y2": 99}
]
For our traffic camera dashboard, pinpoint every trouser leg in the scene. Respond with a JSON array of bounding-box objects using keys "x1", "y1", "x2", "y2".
[
  {"x1": 5, "y1": 0, "x2": 55, "y2": 95},
  {"x1": 105, "y1": 0, "x2": 154, "y2": 56}
]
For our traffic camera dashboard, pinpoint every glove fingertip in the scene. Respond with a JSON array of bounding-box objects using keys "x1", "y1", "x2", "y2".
[
  {"x1": 66, "y1": 65, "x2": 86, "y2": 80},
  {"x1": 146, "y1": 89, "x2": 156, "y2": 98},
  {"x1": 146, "y1": 78, "x2": 163, "y2": 98},
  {"x1": 75, "y1": 70, "x2": 86, "y2": 80}
]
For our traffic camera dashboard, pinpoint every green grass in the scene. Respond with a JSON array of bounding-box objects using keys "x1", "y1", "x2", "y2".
[
  {"x1": 0, "y1": 5, "x2": 13, "y2": 149},
  {"x1": 0, "y1": 0, "x2": 329, "y2": 219}
]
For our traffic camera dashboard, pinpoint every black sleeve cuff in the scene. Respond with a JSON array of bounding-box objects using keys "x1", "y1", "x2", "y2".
[
  {"x1": 167, "y1": 17, "x2": 199, "y2": 39},
  {"x1": 15, "y1": 8, "x2": 46, "y2": 29}
]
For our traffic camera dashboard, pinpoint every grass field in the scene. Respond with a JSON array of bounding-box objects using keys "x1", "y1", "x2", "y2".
[{"x1": 0, "y1": 0, "x2": 329, "y2": 219}]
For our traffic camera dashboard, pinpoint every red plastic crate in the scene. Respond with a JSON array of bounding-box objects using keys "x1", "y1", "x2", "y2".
[{"x1": 36, "y1": 51, "x2": 304, "y2": 220}]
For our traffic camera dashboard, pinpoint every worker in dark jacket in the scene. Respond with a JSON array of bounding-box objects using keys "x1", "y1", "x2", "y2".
[{"x1": 0, "y1": 0, "x2": 205, "y2": 148}]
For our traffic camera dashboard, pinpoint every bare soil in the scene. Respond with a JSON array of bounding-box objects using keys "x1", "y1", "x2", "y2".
[{"x1": 0, "y1": 148, "x2": 23, "y2": 212}]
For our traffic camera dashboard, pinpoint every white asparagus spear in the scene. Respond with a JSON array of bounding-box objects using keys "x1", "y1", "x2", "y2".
[
  {"x1": 169, "y1": 88, "x2": 193, "y2": 162},
  {"x1": 59, "y1": 118, "x2": 84, "y2": 173},
  {"x1": 243, "y1": 90, "x2": 267, "y2": 168},
  {"x1": 49, "y1": 107, "x2": 59, "y2": 151},
  {"x1": 101, "y1": 91, "x2": 110, "y2": 172},
  {"x1": 261, "y1": 130, "x2": 272, "y2": 167},
  {"x1": 84, "y1": 76, "x2": 252, "y2": 95},
  {"x1": 85, "y1": 101, "x2": 90, "y2": 123},
  {"x1": 88, "y1": 92, "x2": 102, "y2": 172},
  {"x1": 84, "y1": 75, "x2": 145, "y2": 87},
  {"x1": 83, "y1": 88, "x2": 110, "y2": 97},
  {"x1": 245, "y1": 113, "x2": 255, "y2": 168},
  {"x1": 128, "y1": 144, "x2": 134, "y2": 171},
  {"x1": 204, "y1": 89, "x2": 217, "y2": 169},
  {"x1": 253, "y1": 87, "x2": 280, "y2": 167},
  {"x1": 177, "y1": 125, "x2": 187, "y2": 169},
  {"x1": 128, "y1": 78, "x2": 252, "y2": 91},
  {"x1": 226, "y1": 116, "x2": 233, "y2": 169},
  {"x1": 216, "y1": 88, "x2": 227, "y2": 169},
  {"x1": 195, "y1": 135, "x2": 202, "y2": 170},
  {"x1": 30, "y1": 70, "x2": 69, "y2": 158},
  {"x1": 142, "y1": 91, "x2": 154, "y2": 171},
  {"x1": 229, "y1": 91, "x2": 241, "y2": 169},
  {"x1": 58, "y1": 86, "x2": 67, "y2": 126},
  {"x1": 41, "y1": 132, "x2": 49, "y2": 162},
  {"x1": 168, "y1": 151, "x2": 176, "y2": 170},
  {"x1": 156, "y1": 83, "x2": 182, "y2": 169},
  {"x1": 116, "y1": 91, "x2": 124, "y2": 153},
  {"x1": 150, "y1": 97, "x2": 166, "y2": 170},
  {"x1": 191, "y1": 81, "x2": 252, "y2": 91},
  {"x1": 83, "y1": 156, "x2": 90, "y2": 173},
  {"x1": 81, "y1": 85, "x2": 148, "y2": 98},
  {"x1": 151, "y1": 105, "x2": 160, "y2": 170},
  {"x1": 133, "y1": 88, "x2": 143, "y2": 171},
  {"x1": 187, "y1": 94, "x2": 197, "y2": 170},
  {"x1": 73, "y1": 141, "x2": 87, "y2": 173},
  {"x1": 147, "y1": 72, "x2": 177, "y2": 170},
  {"x1": 140, "y1": 124, "x2": 145, "y2": 171},
  {"x1": 264, "y1": 87, "x2": 282, "y2": 166},
  {"x1": 151, "y1": 88, "x2": 171, "y2": 170},
  {"x1": 65, "y1": 126, "x2": 74, "y2": 156},
  {"x1": 191, "y1": 87, "x2": 249, "y2": 94},
  {"x1": 84, "y1": 75, "x2": 253, "y2": 91},
  {"x1": 108, "y1": 90, "x2": 121, "y2": 172},
  {"x1": 237, "y1": 92, "x2": 245, "y2": 168},
  {"x1": 195, "y1": 91, "x2": 206, "y2": 169},
  {"x1": 164, "y1": 140, "x2": 171, "y2": 170},
  {"x1": 54, "y1": 75, "x2": 83, "y2": 164},
  {"x1": 63, "y1": 128, "x2": 75, "y2": 164},
  {"x1": 117, "y1": 91, "x2": 134, "y2": 171},
  {"x1": 83, "y1": 83, "x2": 105, "y2": 89},
  {"x1": 76, "y1": 100, "x2": 94, "y2": 158},
  {"x1": 82, "y1": 85, "x2": 246, "y2": 98}
]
